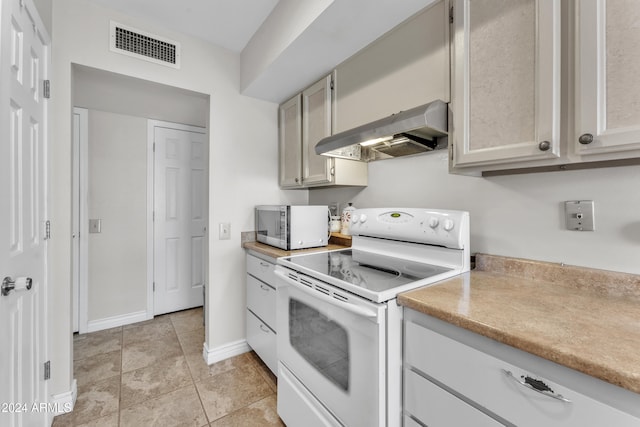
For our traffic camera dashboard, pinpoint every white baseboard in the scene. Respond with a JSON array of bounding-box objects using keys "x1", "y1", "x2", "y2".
[
  {"x1": 49, "y1": 378, "x2": 77, "y2": 420},
  {"x1": 203, "y1": 339, "x2": 251, "y2": 365},
  {"x1": 86, "y1": 310, "x2": 150, "y2": 333}
]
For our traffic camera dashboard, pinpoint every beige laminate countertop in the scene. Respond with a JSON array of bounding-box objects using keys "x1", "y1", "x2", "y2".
[
  {"x1": 398, "y1": 254, "x2": 640, "y2": 395},
  {"x1": 243, "y1": 240, "x2": 348, "y2": 259}
]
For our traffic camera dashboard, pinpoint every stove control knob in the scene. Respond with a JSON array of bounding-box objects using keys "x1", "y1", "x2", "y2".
[
  {"x1": 443, "y1": 219, "x2": 455, "y2": 232},
  {"x1": 428, "y1": 217, "x2": 439, "y2": 229},
  {"x1": 359, "y1": 214, "x2": 368, "y2": 223}
]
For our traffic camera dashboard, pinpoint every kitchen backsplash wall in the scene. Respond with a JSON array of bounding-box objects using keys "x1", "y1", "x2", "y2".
[{"x1": 309, "y1": 151, "x2": 640, "y2": 275}]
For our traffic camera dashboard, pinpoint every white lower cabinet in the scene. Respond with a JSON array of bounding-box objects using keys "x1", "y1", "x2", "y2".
[
  {"x1": 246, "y1": 310, "x2": 277, "y2": 375},
  {"x1": 246, "y1": 253, "x2": 278, "y2": 375},
  {"x1": 403, "y1": 308, "x2": 640, "y2": 427},
  {"x1": 405, "y1": 369, "x2": 502, "y2": 427}
]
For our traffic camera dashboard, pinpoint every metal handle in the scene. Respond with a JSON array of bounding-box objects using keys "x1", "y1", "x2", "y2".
[
  {"x1": 578, "y1": 133, "x2": 594, "y2": 145},
  {"x1": 538, "y1": 141, "x2": 551, "y2": 151},
  {"x1": 259, "y1": 284, "x2": 271, "y2": 292},
  {"x1": 259, "y1": 262, "x2": 270, "y2": 268},
  {"x1": 274, "y1": 269, "x2": 379, "y2": 319},
  {"x1": 2, "y1": 276, "x2": 33, "y2": 296},
  {"x1": 294, "y1": 177, "x2": 299, "y2": 183},
  {"x1": 259, "y1": 324, "x2": 271, "y2": 334},
  {"x1": 503, "y1": 369, "x2": 571, "y2": 403}
]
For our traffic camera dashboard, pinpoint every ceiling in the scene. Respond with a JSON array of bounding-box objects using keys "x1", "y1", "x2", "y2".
[
  {"x1": 84, "y1": 0, "x2": 280, "y2": 52},
  {"x1": 83, "y1": 0, "x2": 438, "y2": 102}
]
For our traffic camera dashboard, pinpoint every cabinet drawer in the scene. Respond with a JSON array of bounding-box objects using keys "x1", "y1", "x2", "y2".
[
  {"x1": 405, "y1": 369, "x2": 503, "y2": 427},
  {"x1": 405, "y1": 321, "x2": 640, "y2": 427},
  {"x1": 247, "y1": 254, "x2": 276, "y2": 285},
  {"x1": 246, "y1": 310, "x2": 277, "y2": 376},
  {"x1": 246, "y1": 274, "x2": 276, "y2": 330}
]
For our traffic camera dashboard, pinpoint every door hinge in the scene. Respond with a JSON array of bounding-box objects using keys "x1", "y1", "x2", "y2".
[
  {"x1": 330, "y1": 79, "x2": 334, "y2": 90},
  {"x1": 153, "y1": 282, "x2": 155, "y2": 292},
  {"x1": 44, "y1": 361, "x2": 50, "y2": 380},
  {"x1": 153, "y1": 142, "x2": 156, "y2": 153},
  {"x1": 45, "y1": 220, "x2": 51, "y2": 240},
  {"x1": 43, "y1": 80, "x2": 50, "y2": 99},
  {"x1": 449, "y1": 6, "x2": 454, "y2": 23}
]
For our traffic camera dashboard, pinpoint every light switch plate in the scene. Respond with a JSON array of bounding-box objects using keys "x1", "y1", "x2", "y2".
[
  {"x1": 564, "y1": 200, "x2": 595, "y2": 231},
  {"x1": 89, "y1": 219, "x2": 102, "y2": 233},
  {"x1": 219, "y1": 222, "x2": 231, "y2": 240}
]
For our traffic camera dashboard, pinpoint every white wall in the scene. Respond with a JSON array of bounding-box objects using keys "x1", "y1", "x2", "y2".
[
  {"x1": 309, "y1": 152, "x2": 640, "y2": 275},
  {"x1": 74, "y1": 65, "x2": 209, "y2": 127},
  {"x1": 50, "y1": 0, "x2": 307, "y2": 398},
  {"x1": 87, "y1": 110, "x2": 147, "y2": 322}
]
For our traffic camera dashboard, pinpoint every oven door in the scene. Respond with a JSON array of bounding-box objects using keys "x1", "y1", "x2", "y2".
[{"x1": 275, "y1": 267, "x2": 386, "y2": 427}]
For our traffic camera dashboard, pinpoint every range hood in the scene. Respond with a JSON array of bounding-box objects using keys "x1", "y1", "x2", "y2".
[{"x1": 315, "y1": 100, "x2": 448, "y2": 162}]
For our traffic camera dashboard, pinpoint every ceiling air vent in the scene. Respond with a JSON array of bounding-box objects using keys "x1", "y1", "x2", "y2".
[{"x1": 110, "y1": 21, "x2": 181, "y2": 69}]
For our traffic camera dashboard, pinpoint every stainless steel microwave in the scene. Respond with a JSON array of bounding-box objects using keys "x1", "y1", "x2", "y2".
[{"x1": 255, "y1": 205, "x2": 328, "y2": 250}]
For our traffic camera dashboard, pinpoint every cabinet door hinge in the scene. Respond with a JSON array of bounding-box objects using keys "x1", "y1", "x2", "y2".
[
  {"x1": 45, "y1": 220, "x2": 51, "y2": 240},
  {"x1": 153, "y1": 142, "x2": 156, "y2": 153},
  {"x1": 43, "y1": 80, "x2": 50, "y2": 99},
  {"x1": 153, "y1": 282, "x2": 155, "y2": 292},
  {"x1": 44, "y1": 361, "x2": 50, "y2": 380},
  {"x1": 449, "y1": 5, "x2": 454, "y2": 23},
  {"x1": 330, "y1": 79, "x2": 334, "y2": 90}
]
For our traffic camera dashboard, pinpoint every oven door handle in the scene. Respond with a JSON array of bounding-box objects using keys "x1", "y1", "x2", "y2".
[{"x1": 275, "y1": 269, "x2": 379, "y2": 319}]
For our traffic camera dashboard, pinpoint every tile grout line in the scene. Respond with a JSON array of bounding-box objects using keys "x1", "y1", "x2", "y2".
[
  {"x1": 174, "y1": 313, "x2": 211, "y2": 427},
  {"x1": 118, "y1": 325, "x2": 123, "y2": 427}
]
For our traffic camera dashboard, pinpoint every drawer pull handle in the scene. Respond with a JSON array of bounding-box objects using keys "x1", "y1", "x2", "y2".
[
  {"x1": 259, "y1": 262, "x2": 270, "y2": 268},
  {"x1": 260, "y1": 284, "x2": 271, "y2": 292},
  {"x1": 259, "y1": 324, "x2": 270, "y2": 334},
  {"x1": 503, "y1": 370, "x2": 571, "y2": 403}
]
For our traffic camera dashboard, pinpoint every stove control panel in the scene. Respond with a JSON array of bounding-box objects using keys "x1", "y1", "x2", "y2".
[{"x1": 350, "y1": 208, "x2": 469, "y2": 249}]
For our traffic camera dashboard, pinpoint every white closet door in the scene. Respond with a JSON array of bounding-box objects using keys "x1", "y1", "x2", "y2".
[{"x1": 154, "y1": 126, "x2": 206, "y2": 315}]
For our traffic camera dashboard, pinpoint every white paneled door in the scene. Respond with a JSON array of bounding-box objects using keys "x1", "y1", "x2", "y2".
[
  {"x1": 153, "y1": 124, "x2": 207, "y2": 315},
  {"x1": 0, "y1": 0, "x2": 50, "y2": 425}
]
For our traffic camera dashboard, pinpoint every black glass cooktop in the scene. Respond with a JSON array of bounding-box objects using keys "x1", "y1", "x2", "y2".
[{"x1": 282, "y1": 249, "x2": 451, "y2": 293}]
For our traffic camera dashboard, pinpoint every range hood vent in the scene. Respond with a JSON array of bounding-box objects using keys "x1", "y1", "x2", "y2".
[{"x1": 315, "y1": 100, "x2": 448, "y2": 162}]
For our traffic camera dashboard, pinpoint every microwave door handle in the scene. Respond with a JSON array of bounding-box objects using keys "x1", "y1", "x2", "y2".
[{"x1": 275, "y1": 269, "x2": 378, "y2": 319}]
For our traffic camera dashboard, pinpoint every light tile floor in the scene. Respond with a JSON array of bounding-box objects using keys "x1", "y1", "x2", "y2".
[{"x1": 53, "y1": 308, "x2": 284, "y2": 427}]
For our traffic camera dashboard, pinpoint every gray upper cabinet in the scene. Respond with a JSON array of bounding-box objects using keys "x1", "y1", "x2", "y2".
[
  {"x1": 302, "y1": 76, "x2": 334, "y2": 186},
  {"x1": 574, "y1": 0, "x2": 640, "y2": 159},
  {"x1": 279, "y1": 72, "x2": 367, "y2": 189},
  {"x1": 279, "y1": 94, "x2": 303, "y2": 187},
  {"x1": 450, "y1": 0, "x2": 561, "y2": 169},
  {"x1": 451, "y1": 0, "x2": 640, "y2": 174}
]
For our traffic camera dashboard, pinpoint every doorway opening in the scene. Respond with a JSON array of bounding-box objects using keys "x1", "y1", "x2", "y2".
[{"x1": 71, "y1": 65, "x2": 210, "y2": 333}]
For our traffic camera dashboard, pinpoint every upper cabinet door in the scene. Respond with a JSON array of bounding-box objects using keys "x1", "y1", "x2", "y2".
[
  {"x1": 575, "y1": 0, "x2": 640, "y2": 156},
  {"x1": 302, "y1": 74, "x2": 334, "y2": 186},
  {"x1": 279, "y1": 94, "x2": 303, "y2": 188},
  {"x1": 451, "y1": 0, "x2": 561, "y2": 168}
]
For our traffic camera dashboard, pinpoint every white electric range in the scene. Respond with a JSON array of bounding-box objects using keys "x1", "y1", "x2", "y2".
[{"x1": 275, "y1": 207, "x2": 470, "y2": 427}]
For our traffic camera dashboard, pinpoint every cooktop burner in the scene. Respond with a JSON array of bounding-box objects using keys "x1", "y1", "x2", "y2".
[{"x1": 281, "y1": 249, "x2": 451, "y2": 293}]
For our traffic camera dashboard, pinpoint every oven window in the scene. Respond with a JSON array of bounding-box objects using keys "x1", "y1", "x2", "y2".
[{"x1": 289, "y1": 298, "x2": 349, "y2": 392}]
